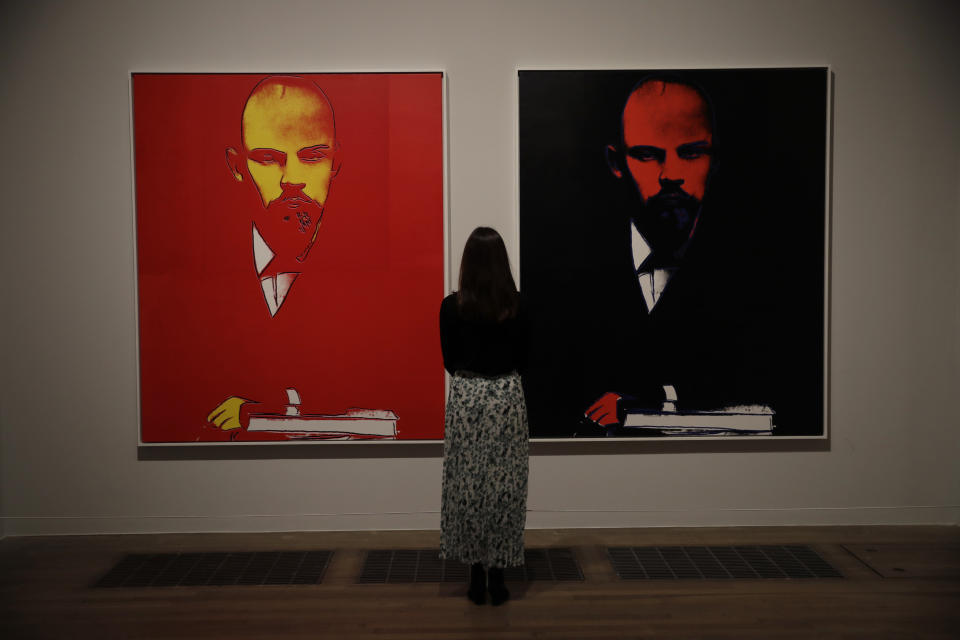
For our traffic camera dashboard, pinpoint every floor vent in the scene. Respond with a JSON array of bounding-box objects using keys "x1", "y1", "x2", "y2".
[
  {"x1": 358, "y1": 548, "x2": 583, "y2": 583},
  {"x1": 507, "y1": 547, "x2": 584, "y2": 582},
  {"x1": 608, "y1": 545, "x2": 842, "y2": 580},
  {"x1": 93, "y1": 551, "x2": 333, "y2": 587}
]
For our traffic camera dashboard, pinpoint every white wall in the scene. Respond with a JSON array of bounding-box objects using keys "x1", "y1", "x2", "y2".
[{"x1": 1, "y1": 0, "x2": 957, "y2": 536}]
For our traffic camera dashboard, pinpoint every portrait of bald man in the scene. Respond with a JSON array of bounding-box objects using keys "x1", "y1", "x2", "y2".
[
  {"x1": 133, "y1": 73, "x2": 445, "y2": 443},
  {"x1": 518, "y1": 69, "x2": 828, "y2": 438},
  {"x1": 199, "y1": 76, "x2": 344, "y2": 436},
  {"x1": 582, "y1": 76, "x2": 719, "y2": 434},
  {"x1": 225, "y1": 76, "x2": 341, "y2": 319}
]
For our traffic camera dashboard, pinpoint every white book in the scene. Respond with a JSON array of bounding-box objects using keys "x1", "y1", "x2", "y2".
[
  {"x1": 623, "y1": 405, "x2": 774, "y2": 436},
  {"x1": 248, "y1": 408, "x2": 398, "y2": 439}
]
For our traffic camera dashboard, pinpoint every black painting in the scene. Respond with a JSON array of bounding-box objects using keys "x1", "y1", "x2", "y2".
[{"x1": 519, "y1": 68, "x2": 828, "y2": 438}]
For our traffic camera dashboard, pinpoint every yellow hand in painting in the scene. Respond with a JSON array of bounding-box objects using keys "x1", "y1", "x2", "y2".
[{"x1": 206, "y1": 397, "x2": 250, "y2": 431}]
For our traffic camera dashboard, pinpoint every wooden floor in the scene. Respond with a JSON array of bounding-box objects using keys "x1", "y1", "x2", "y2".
[{"x1": 1, "y1": 526, "x2": 957, "y2": 639}]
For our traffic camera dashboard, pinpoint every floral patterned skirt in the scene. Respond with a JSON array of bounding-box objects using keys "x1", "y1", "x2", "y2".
[{"x1": 440, "y1": 371, "x2": 529, "y2": 568}]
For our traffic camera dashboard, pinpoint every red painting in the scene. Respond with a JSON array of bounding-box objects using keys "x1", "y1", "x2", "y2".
[{"x1": 133, "y1": 73, "x2": 445, "y2": 443}]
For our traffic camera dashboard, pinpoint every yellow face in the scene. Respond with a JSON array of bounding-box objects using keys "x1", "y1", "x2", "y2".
[{"x1": 241, "y1": 78, "x2": 337, "y2": 208}]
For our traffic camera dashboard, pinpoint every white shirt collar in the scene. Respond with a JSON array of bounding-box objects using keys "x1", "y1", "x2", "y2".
[
  {"x1": 630, "y1": 223, "x2": 651, "y2": 273},
  {"x1": 631, "y1": 223, "x2": 674, "y2": 312},
  {"x1": 252, "y1": 224, "x2": 275, "y2": 276},
  {"x1": 252, "y1": 224, "x2": 297, "y2": 317}
]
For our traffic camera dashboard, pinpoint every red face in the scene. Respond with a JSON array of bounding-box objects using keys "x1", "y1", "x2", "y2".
[
  {"x1": 613, "y1": 81, "x2": 713, "y2": 259},
  {"x1": 621, "y1": 81, "x2": 713, "y2": 203}
]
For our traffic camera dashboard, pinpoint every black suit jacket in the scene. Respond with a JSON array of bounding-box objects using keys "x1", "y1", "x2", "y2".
[{"x1": 571, "y1": 215, "x2": 783, "y2": 436}]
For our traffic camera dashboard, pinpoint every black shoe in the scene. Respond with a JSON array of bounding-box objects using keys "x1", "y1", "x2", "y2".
[
  {"x1": 468, "y1": 563, "x2": 486, "y2": 605},
  {"x1": 487, "y1": 567, "x2": 509, "y2": 606}
]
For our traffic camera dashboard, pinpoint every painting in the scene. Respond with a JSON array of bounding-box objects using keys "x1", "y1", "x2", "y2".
[
  {"x1": 519, "y1": 68, "x2": 829, "y2": 439},
  {"x1": 133, "y1": 73, "x2": 445, "y2": 443}
]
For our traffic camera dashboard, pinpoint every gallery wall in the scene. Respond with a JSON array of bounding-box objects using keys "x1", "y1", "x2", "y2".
[{"x1": 0, "y1": 0, "x2": 957, "y2": 537}]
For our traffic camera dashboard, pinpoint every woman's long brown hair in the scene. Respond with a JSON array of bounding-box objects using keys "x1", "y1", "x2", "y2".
[{"x1": 456, "y1": 227, "x2": 519, "y2": 322}]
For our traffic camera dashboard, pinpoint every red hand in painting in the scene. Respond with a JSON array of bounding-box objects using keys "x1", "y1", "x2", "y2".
[{"x1": 585, "y1": 392, "x2": 622, "y2": 426}]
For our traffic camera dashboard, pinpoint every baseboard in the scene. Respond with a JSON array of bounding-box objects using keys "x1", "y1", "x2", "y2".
[
  {"x1": 525, "y1": 505, "x2": 960, "y2": 529},
  {"x1": 2, "y1": 505, "x2": 957, "y2": 536}
]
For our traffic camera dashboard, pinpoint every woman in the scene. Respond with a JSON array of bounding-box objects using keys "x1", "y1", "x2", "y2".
[{"x1": 439, "y1": 226, "x2": 529, "y2": 606}]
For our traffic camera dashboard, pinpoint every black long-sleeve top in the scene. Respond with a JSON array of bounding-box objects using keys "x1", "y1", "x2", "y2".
[{"x1": 439, "y1": 293, "x2": 527, "y2": 376}]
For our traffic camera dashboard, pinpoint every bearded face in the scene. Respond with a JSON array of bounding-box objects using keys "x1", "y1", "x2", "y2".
[
  {"x1": 252, "y1": 181, "x2": 325, "y2": 271},
  {"x1": 228, "y1": 76, "x2": 339, "y2": 275},
  {"x1": 615, "y1": 80, "x2": 713, "y2": 264},
  {"x1": 632, "y1": 180, "x2": 704, "y2": 261}
]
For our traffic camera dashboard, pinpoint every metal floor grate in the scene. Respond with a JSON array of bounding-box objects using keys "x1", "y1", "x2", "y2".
[
  {"x1": 359, "y1": 549, "x2": 467, "y2": 583},
  {"x1": 358, "y1": 548, "x2": 583, "y2": 583},
  {"x1": 506, "y1": 547, "x2": 584, "y2": 581},
  {"x1": 94, "y1": 550, "x2": 333, "y2": 587},
  {"x1": 608, "y1": 545, "x2": 842, "y2": 580}
]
